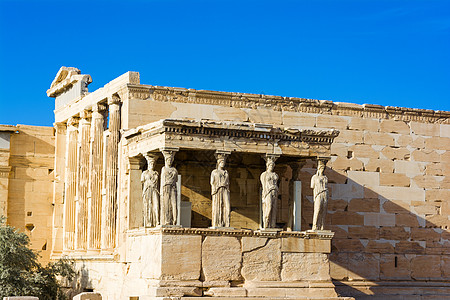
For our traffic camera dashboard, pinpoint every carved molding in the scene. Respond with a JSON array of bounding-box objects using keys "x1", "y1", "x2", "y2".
[
  {"x1": 127, "y1": 85, "x2": 450, "y2": 124},
  {"x1": 126, "y1": 227, "x2": 334, "y2": 240},
  {"x1": 125, "y1": 119, "x2": 339, "y2": 146}
]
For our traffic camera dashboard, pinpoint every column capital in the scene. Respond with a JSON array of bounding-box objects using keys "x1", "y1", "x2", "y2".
[
  {"x1": 263, "y1": 153, "x2": 280, "y2": 163},
  {"x1": 92, "y1": 102, "x2": 107, "y2": 113},
  {"x1": 67, "y1": 116, "x2": 79, "y2": 127},
  {"x1": 159, "y1": 147, "x2": 179, "y2": 154},
  {"x1": 317, "y1": 156, "x2": 330, "y2": 166},
  {"x1": 108, "y1": 94, "x2": 121, "y2": 106},
  {"x1": 80, "y1": 110, "x2": 92, "y2": 121}
]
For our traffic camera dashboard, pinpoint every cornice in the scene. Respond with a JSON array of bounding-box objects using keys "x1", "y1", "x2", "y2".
[
  {"x1": 124, "y1": 118, "x2": 339, "y2": 146},
  {"x1": 127, "y1": 84, "x2": 450, "y2": 124}
]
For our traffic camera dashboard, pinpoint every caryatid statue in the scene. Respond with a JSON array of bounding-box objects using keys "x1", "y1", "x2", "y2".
[
  {"x1": 160, "y1": 149, "x2": 178, "y2": 226},
  {"x1": 210, "y1": 152, "x2": 231, "y2": 228},
  {"x1": 141, "y1": 153, "x2": 160, "y2": 227},
  {"x1": 260, "y1": 154, "x2": 279, "y2": 229},
  {"x1": 311, "y1": 158, "x2": 329, "y2": 231}
]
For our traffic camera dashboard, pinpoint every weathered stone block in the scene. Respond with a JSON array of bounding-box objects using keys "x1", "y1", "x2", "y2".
[
  {"x1": 330, "y1": 156, "x2": 364, "y2": 171},
  {"x1": 241, "y1": 236, "x2": 267, "y2": 252},
  {"x1": 380, "y1": 227, "x2": 410, "y2": 240},
  {"x1": 380, "y1": 119, "x2": 410, "y2": 134},
  {"x1": 364, "y1": 158, "x2": 394, "y2": 173},
  {"x1": 334, "y1": 130, "x2": 364, "y2": 144},
  {"x1": 364, "y1": 213, "x2": 395, "y2": 227},
  {"x1": 365, "y1": 240, "x2": 395, "y2": 253},
  {"x1": 316, "y1": 115, "x2": 349, "y2": 130},
  {"x1": 348, "y1": 198, "x2": 380, "y2": 212},
  {"x1": 380, "y1": 173, "x2": 410, "y2": 187},
  {"x1": 411, "y1": 121, "x2": 440, "y2": 136},
  {"x1": 364, "y1": 132, "x2": 395, "y2": 146},
  {"x1": 411, "y1": 255, "x2": 441, "y2": 280},
  {"x1": 242, "y1": 238, "x2": 281, "y2": 281},
  {"x1": 213, "y1": 106, "x2": 248, "y2": 122},
  {"x1": 394, "y1": 160, "x2": 424, "y2": 177},
  {"x1": 202, "y1": 236, "x2": 242, "y2": 281},
  {"x1": 348, "y1": 226, "x2": 379, "y2": 239},
  {"x1": 425, "y1": 137, "x2": 450, "y2": 150},
  {"x1": 347, "y1": 253, "x2": 380, "y2": 280},
  {"x1": 381, "y1": 146, "x2": 410, "y2": 160},
  {"x1": 380, "y1": 254, "x2": 411, "y2": 280},
  {"x1": 332, "y1": 238, "x2": 364, "y2": 252},
  {"x1": 412, "y1": 149, "x2": 440, "y2": 163},
  {"x1": 411, "y1": 228, "x2": 441, "y2": 242},
  {"x1": 160, "y1": 234, "x2": 202, "y2": 280},
  {"x1": 412, "y1": 175, "x2": 441, "y2": 189},
  {"x1": 371, "y1": 186, "x2": 425, "y2": 202},
  {"x1": 73, "y1": 292, "x2": 102, "y2": 300},
  {"x1": 349, "y1": 144, "x2": 380, "y2": 159},
  {"x1": 281, "y1": 253, "x2": 330, "y2": 281},
  {"x1": 347, "y1": 171, "x2": 380, "y2": 186},
  {"x1": 395, "y1": 213, "x2": 419, "y2": 227},
  {"x1": 281, "y1": 237, "x2": 331, "y2": 253},
  {"x1": 331, "y1": 211, "x2": 364, "y2": 225},
  {"x1": 396, "y1": 134, "x2": 413, "y2": 147},
  {"x1": 441, "y1": 124, "x2": 450, "y2": 138},
  {"x1": 395, "y1": 241, "x2": 425, "y2": 254},
  {"x1": 282, "y1": 111, "x2": 316, "y2": 127},
  {"x1": 348, "y1": 118, "x2": 380, "y2": 131}
]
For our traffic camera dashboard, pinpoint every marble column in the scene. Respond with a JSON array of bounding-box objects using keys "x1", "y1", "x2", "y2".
[
  {"x1": 75, "y1": 110, "x2": 91, "y2": 250},
  {"x1": 102, "y1": 96, "x2": 121, "y2": 250},
  {"x1": 63, "y1": 117, "x2": 79, "y2": 251},
  {"x1": 88, "y1": 104, "x2": 106, "y2": 250},
  {"x1": 289, "y1": 160, "x2": 306, "y2": 231}
]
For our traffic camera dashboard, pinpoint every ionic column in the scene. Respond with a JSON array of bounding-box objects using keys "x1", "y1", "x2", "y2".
[
  {"x1": 88, "y1": 104, "x2": 106, "y2": 250},
  {"x1": 102, "y1": 96, "x2": 121, "y2": 250},
  {"x1": 75, "y1": 111, "x2": 91, "y2": 250},
  {"x1": 63, "y1": 117, "x2": 79, "y2": 251}
]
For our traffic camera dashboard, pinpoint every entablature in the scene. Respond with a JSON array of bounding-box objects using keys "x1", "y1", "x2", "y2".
[{"x1": 124, "y1": 119, "x2": 339, "y2": 158}]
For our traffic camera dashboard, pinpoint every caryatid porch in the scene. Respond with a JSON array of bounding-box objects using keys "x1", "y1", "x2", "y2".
[{"x1": 124, "y1": 118, "x2": 339, "y2": 231}]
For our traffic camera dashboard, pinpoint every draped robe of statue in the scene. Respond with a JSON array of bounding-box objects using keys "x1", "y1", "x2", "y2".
[
  {"x1": 160, "y1": 165, "x2": 178, "y2": 225},
  {"x1": 210, "y1": 168, "x2": 231, "y2": 227},
  {"x1": 311, "y1": 161, "x2": 328, "y2": 231},
  {"x1": 141, "y1": 164, "x2": 160, "y2": 227},
  {"x1": 260, "y1": 162, "x2": 279, "y2": 229}
]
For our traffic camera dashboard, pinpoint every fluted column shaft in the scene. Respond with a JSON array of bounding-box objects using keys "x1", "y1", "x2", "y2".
[
  {"x1": 63, "y1": 117, "x2": 79, "y2": 251},
  {"x1": 75, "y1": 111, "x2": 91, "y2": 250},
  {"x1": 102, "y1": 97, "x2": 121, "y2": 250},
  {"x1": 88, "y1": 104, "x2": 105, "y2": 250}
]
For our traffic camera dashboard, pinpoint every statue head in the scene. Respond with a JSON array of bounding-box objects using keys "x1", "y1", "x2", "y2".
[
  {"x1": 162, "y1": 150, "x2": 175, "y2": 167},
  {"x1": 215, "y1": 152, "x2": 228, "y2": 170},
  {"x1": 144, "y1": 153, "x2": 158, "y2": 171},
  {"x1": 317, "y1": 159, "x2": 327, "y2": 175},
  {"x1": 263, "y1": 154, "x2": 278, "y2": 172}
]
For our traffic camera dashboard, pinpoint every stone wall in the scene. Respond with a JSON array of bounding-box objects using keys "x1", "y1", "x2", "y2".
[
  {"x1": 6, "y1": 125, "x2": 55, "y2": 264},
  {"x1": 77, "y1": 228, "x2": 335, "y2": 299},
  {"x1": 125, "y1": 87, "x2": 450, "y2": 292}
]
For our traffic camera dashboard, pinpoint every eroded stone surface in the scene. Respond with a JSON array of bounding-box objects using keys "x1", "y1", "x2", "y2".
[
  {"x1": 202, "y1": 236, "x2": 242, "y2": 281},
  {"x1": 242, "y1": 238, "x2": 281, "y2": 281},
  {"x1": 281, "y1": 253, "x2": 330, "y2": 281}
]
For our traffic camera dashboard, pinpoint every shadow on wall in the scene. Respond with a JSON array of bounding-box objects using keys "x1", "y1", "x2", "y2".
[
  {"x1": 7, "y1": 128, "x2": 55, "y2": 263},
  {"x1": 311, "y1": 166, "x2": 450, "y2": 299}
]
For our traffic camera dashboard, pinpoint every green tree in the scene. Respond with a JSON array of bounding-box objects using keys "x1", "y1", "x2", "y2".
[{"x1": 0, "y1": 217, "x2": 75, "y2": 300}]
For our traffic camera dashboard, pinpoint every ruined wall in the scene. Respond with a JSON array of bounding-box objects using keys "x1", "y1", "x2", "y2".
[
  {"x1": 125, "y1": 87, "x2": 450, "y2": 287},
  {"x1": 7, "y1": 125, "x2": 55, "y2": 264}
]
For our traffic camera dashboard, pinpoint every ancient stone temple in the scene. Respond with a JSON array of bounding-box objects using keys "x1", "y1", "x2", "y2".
[{"x1": 1, "y1": 66, "x2": 449, "y2": 299}]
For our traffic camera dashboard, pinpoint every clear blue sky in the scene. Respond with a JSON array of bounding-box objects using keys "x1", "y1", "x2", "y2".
[{"x1": 1, "y1": 0, "x2": 449, "y2": 126}]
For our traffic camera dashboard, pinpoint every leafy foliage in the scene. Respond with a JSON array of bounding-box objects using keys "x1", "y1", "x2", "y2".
[{"x1": 0, "y1": 216, "x2": 75, "y2": 300}]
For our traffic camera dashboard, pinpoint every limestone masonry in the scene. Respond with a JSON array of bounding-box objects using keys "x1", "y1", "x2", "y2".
[{"x1": 1, "y1": 66, "x2": 449, "y2": 299}]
